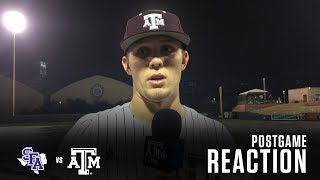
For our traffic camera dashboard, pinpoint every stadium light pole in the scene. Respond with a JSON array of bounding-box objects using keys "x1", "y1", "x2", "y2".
[{"x1": 3, "y1": 11, "x2": 26, "y2": 117}]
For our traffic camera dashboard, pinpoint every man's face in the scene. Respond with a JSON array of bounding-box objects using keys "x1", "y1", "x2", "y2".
[{"x1": 122, "y1": 35, "x2": 189, "y2": 103}]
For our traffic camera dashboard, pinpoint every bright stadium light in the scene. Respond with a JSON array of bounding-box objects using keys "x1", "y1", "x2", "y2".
[
  {"x1": 3, "y1": 11, "x2": 26, "y2": 33},
  {"x1": 3, "y1": 11, "x2": 26, "y2": 117}
]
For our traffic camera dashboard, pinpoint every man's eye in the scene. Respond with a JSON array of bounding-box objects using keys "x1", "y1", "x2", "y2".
[
  {"x1": 136, "y1": 47, "x2": 150, "y2": 58},
  {"x1": 161, "y1": 46, "x2": 174, "y2": 55}
]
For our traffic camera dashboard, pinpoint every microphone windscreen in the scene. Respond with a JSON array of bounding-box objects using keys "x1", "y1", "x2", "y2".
[{"x1": 152, "y1": 109, "x2": 182, "y2": 140}]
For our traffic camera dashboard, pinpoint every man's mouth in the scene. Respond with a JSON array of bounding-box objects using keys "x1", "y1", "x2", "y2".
[
  {"x1": 149, "y1": 74, "x2": 165, "y2": 81},
  {"x1": 148, "y1": 74, "x2": 166, "y2": 87}
]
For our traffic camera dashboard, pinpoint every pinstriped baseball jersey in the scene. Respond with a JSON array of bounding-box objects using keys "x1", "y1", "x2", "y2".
[{"x1": 53, "y1": 102, "x2": 236, "y2": 180}]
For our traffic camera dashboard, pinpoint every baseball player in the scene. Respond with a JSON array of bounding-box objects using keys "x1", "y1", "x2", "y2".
[{"x1": 52, "y1": 9, "x2": 241, "y2": 180}]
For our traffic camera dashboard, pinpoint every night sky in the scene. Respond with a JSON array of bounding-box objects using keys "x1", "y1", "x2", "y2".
[{"x1": 1, "y1": 0, "x2": 320, "y2": 102}]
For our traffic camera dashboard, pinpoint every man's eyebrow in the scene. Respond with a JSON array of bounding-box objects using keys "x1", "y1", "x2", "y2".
[{"x1": 127, "y1": 38, "x2": 182, "y2": 52}]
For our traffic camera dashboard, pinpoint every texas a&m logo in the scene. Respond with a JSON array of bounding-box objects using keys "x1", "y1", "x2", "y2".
[
  {"x1": 143, "y1": 13, "x2": 165, "y2": 30},
  {"x1": 67, "y1": 148, "x2": 100, "y2": 175}
]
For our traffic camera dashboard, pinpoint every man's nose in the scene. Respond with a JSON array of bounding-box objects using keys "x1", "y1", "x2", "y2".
[{"x1": 149, "y1": 57, "x2": 164, "y2": 69}]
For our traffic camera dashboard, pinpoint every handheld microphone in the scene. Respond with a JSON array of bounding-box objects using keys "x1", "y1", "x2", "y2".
[{"x1": 143, "y1": 109, "x2": 184, "y2": 173}]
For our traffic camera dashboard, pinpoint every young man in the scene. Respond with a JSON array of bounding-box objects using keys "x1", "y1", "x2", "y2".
[{"x1": 55, "y1": 9, "x2": 236, "y2": 180}]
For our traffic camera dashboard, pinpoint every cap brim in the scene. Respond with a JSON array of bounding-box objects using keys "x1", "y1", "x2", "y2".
[{"x1": 120, "y1": 31, "x2": 190, "y2": 51}]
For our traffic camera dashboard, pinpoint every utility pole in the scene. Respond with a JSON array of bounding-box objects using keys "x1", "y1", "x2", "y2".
[
  {"x1": 263, "y1": 77, "x2": 266, "y2": 103},
  {"x1": 219, "y1": 86, "x2": 223, "y2": 118}
]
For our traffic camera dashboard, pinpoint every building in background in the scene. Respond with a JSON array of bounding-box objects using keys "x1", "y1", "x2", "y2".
[
  {"x1": 288, "y1": 87, "x2": 320, "y2": 103},
  {"x1": 233, "y1": 88, "x2": 276, "y2": 113},
  {"x1": 0, "y1": 75, "x2": 43, "y2": 115},
  {"x1": 51, "y1": 75, "x2": 132, "y2": 105}
]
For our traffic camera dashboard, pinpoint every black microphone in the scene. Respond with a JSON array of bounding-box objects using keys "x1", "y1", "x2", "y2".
[{"x1": 143, "y1": 109, "x2": 184, "y2": 173}]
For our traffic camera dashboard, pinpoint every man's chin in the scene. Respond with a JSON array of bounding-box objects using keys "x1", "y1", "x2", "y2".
[{"x1": 145, "y1": 90, "x2": 170, "y2": 102}]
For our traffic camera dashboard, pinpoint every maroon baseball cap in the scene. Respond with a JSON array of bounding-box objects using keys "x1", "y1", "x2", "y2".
[{"x1": 120, "y1": 9, "x2": 191, "y2": 52}]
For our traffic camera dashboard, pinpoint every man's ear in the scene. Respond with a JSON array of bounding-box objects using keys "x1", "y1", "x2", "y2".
[
  {"x1": 122, "y1": 55, "x2": 132, "y2": 75},
  {"x1": 181, "y1": 50, "x2": 189, "y2": 71}
]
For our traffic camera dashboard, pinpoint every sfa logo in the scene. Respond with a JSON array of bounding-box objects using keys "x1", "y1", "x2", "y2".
[
  {"x1": 67, "y1": 148, "x2": 100, "y2": 175},
  {"x1": 17, "y1": 147, "x2": 47, "y2": 174}
]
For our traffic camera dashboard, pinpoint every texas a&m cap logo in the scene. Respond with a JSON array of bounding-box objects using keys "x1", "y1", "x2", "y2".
[{"x1": 120, "y1": 10, "x2": 190, "y2": 52}]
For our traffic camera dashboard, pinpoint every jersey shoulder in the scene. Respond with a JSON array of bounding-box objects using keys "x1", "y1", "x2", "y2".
[
  {"x1": 184, "y1": 106, "x2": 235, "y2": 148},
  {"x1": 60, "y1": 102, "x2": 130, "y2": 147},
  {"x1": 184, "y1": 106, "x2": 226, "y2": 131}
]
